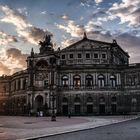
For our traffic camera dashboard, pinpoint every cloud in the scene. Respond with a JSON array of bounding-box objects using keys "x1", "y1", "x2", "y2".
[
  {"x1": 56, "y1": 17, "x2": 104, "y2": 38},
  {"x1": 80, "y1": 0, "x2": 95, "y2": 7},
  {"x1": 0, "y1": 5, "x2": 51, "y2": 45},
  {"x1": 6, "y1": 48, "x2": 28, "y2": 67},
  {"x1": 116, "y1": 33, "x2": 140, "y2": 63},
  {"x1": 85, "y1": 20, "x2": 102, "y2": 32},
  {"x1": 108, "y1": 0, "x2": 140, "y2": 27},
  {"x1": 87, "y1": 30, "x2": 113, "y2": 42},
  {"x1": 17, "y1": 7, "x2": 28, "y2": 16},
  {"x1": 61, "y1": 14, "x2": 69, "y2": 20},
  {"x1": 0, "y1": 31, "x2": 18, "y2": 45},
  {"x1": 80, "y1": 0, "x2": 103, "y2": 7},
  {"x1": 56, "y1": 20, "x2": 85, "y2": 37},
  {"x1": 0, "y1": 48, "x2": 28, "y2": 76},
  {"x1": 95, "y1": 0, "x2": 103, "y2": 5},
  {"x1": 56, "y1": 12, "x2": 140, "y2": 63},
  {"x1": 61, "y1": 38, "x2": 78, "y2": 47},
  {"x1": 0, "y1": 62, "x2": 11, "y2": 75},
  {"x1": 91, "y1": 10, "x2": 106, "y2": 19},
  {"x1": 40, "y1": 11, "x2": 47, "y2": 15}
]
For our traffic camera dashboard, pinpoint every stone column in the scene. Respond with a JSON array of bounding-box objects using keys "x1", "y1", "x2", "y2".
[
  {"x1": 21, "y1": 78, "x2": 23, "y2": 89},
  {"x1": 16, "y1": 80, "x2": 18, "y2": 90}
]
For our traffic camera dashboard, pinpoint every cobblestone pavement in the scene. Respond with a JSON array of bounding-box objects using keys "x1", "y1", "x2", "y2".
[
  {"x1": 40, "y1": 118, "x2": 140, "y2": 140},
  {"x1": 0, "y1": 115, "x2": 138, "y2": 140}
]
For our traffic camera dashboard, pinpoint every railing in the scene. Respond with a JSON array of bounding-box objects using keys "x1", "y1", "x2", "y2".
[
  {"x1": 124, "y1": 84, "x2": 140, "y2": 89},
  {"x1": 57, "y1": 85, "x2": 123, "y2": 91}
]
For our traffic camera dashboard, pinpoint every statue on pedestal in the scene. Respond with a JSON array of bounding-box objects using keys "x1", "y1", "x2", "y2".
[{"x1": 39, "y1": 34, "x2": 53, "y2": 54}]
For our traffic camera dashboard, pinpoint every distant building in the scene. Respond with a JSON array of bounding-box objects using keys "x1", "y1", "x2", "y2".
[{"x1": 0, "y1": 33, "x2": 140, "y2": 115}]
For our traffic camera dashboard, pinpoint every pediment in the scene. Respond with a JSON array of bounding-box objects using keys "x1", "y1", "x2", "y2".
[{"x1": 62, "y1": 38, "x2": 111, "y2": 52}]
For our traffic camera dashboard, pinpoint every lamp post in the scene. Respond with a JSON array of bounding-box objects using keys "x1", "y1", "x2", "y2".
[{"x1": 50, "y1": 57, "x2": 56, "y2": 121}]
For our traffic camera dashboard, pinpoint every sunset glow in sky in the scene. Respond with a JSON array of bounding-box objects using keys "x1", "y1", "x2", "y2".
[{"x1": 0, "y1": 0, "x2": 140, "y2": 75}]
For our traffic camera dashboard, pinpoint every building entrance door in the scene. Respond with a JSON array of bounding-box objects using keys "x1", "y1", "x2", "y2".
[
  {"x1": 99, "y1": 104, "x2": 105, "y2": 114},
  {"x1": 35, "y1": 95, "x2": 43, "y2": 111},
  {"x1": 62, "y1": 105, "x2": 68, "y2": 115},
  {"x1": 75, "y1": 105, "x2": 81, "y2": 114},
  {"x1": 87, "y1": 105, "x2": 93, "y2": 114},
  {"x1": 111, "y1": 104, "x2": 117, "y2": 114}
]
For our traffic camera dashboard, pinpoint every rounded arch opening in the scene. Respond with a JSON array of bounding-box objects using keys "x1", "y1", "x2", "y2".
[
  {"x1": 35, "y1": 60, "x2": 48, "y2": 69},
  {"x1": 35, "y1": 95, "x2": 44, "y2": 111}
]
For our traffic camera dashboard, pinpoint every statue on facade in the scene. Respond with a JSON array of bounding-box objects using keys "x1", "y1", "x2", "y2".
[
  {"x1": 39, "y1": 34, "x2": 53, "y2": 48},
  {"x1": 39, "y1": 34, "x2": 54, "y2": 54}
]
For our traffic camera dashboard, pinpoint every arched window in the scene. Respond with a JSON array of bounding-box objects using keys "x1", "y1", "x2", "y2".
[
  {"x1": 74, "y1": 97, "x2": 81, "y2": 103},
  {"x1": 131, "y1": 98, "x2": 137, "y2": 106},
  {"x1": 86, "y1": 75, "x2": 93, "y2": 87},
  {"x1": 99, "y1": 97, "x2": 105, "y2": 103},
  {"x1": 98, "y1": 75, "x2": 105, "y2": 87},
  {"x1": 23, "y1": 78, "x2": 27, "y2": 90},
  {"x1": 87, "y1": 97, "x2": 93, "y2": 103},
  {"x1": 73, "y1": 75, "x2": 81, "y2": 88},
  {"x1": 131, "y1": 98, "x2": 137, "y2": 112},
  {"x1": 18, "y1": 79, "x2": 21, "y2": 90},
  {"x1": 111, "y1": 96, "x2": 117, "y2": 102},
  {"x1": 14, "y1": 81, "x2": 16, "y2": 91},
  {"x1": 44, "y1": 79, "x2": 49, "y2": 87},
  {"x1": 62, "y1": 97, "x2": 68, "y2": 115},
  {"x1": 110, "y1": 75, "x2": 116, "y2": 87},
  {"x1": 36, "y1": 60, "x2": 48, "y2": 69},
  {"x1": 74, "y1": 97, "x2": 81, "y2": 114},
  {"x1": 62, "y1": 75, "x2": 69, "y2": 87},
  {"x1": 62, "y1": 97, "x2": 68, "y2": 103}
]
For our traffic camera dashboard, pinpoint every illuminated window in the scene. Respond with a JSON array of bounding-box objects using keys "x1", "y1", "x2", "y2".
[{"x1": 73, "y1": 75, "x2": 81, "y2": 88}]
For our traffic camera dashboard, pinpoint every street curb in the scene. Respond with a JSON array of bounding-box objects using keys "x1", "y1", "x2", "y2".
[{"x1": 20, "y1": 116, "x2": 140, "y2": 140}]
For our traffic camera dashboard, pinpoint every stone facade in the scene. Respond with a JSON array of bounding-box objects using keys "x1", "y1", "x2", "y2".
[{"x1": 0, "y1": 33, "x2": 140, "y2": 116}]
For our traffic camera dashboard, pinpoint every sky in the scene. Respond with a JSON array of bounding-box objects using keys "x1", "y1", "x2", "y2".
[{"x1": 0, "y1": 0, "x2": 140, "y2": 75}]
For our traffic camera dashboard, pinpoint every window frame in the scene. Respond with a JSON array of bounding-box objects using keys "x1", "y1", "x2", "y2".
[
  {"x1": 73, "y1": 75, "x2": 81, "y2": 88},
  {"x1": 102, "y1": 53, "x2": 106, "y2": 59},
  {"x1": 61, "y1": 54, "x2": 65, "y2": 59},
  {"x1": 85, "y1": 75, "x2": 93, "y2": 87},
  {"x1": 62, "y1": 75, "x2": 69, "y2": 87},
  {"x1": 86, "y1": 53, "x2": 90, "y2": 59},
  {"x1": 69, "y1": 54, "x2": 73, "y2": 59},
  {"x1": 78, "y1": 53, "x2": 82, "y2": 59},
  {"x1": 94, "y1": 53, "x2": 99, "y2": 59}
]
